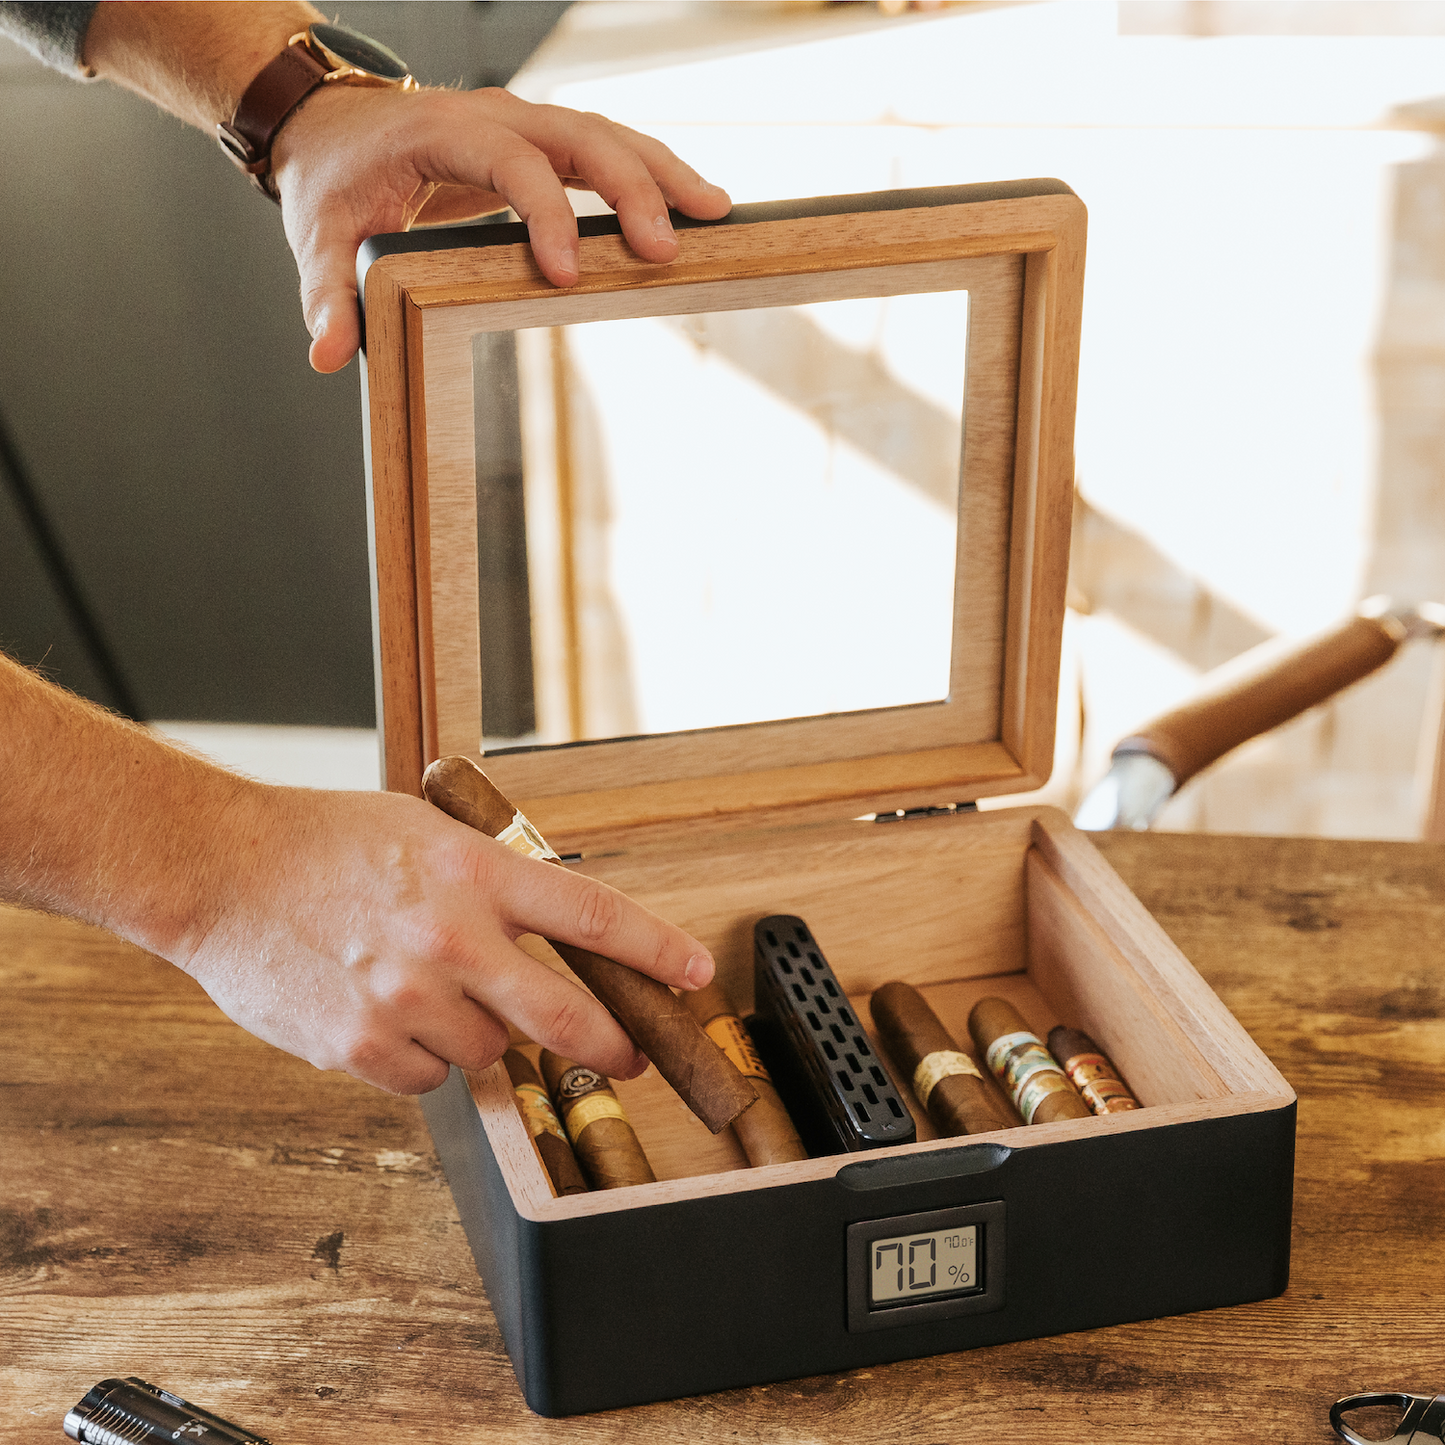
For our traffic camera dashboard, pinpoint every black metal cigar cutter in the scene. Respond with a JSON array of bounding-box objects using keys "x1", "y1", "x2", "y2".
[{"x1": 1332, "y1": 1392, "x2": 1445, "y2": 1444}]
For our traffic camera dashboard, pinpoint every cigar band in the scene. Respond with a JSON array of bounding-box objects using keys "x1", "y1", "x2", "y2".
[
  {"x1": 495, "y1": 810, "x2": 560, "y2": 864},
  {"x1": 912, "y1": 1049, "x2": 983, "y2": 1108},
  {"x1": 513, "y1": 1082, "x2": 567, "y2": 1143},
  {"x1": 563, "y1": 1090, "x2": 628, "y2": 1138},
  {"x1": 985, "y1": 1031, "x2": 1075, "y2": 1122},
  {"x1": 1086, "y1": 1084, "x2": 1141, "y2": 1114},
  {"x1": 703, "y1": 1014, "x2": 771, "y2": 1082},
  {"x1": 984, "y1": 1029, "x2": 1046, "y2": 1081},
  {"x1": 1061, "y1": 1052, "x2": 1140, "y2": 1114},
  {"x1": 1015, "y1": 1069, "x2": 1077, "y2": 1124},
  {"x1": 556, "y1": 1064, "x2": 607, "y2": 1099}
]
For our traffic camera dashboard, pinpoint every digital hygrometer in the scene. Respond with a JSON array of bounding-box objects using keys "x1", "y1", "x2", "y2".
[{"x1": 845, "y1": 1201, "x2": 1006, "y2": 1332}]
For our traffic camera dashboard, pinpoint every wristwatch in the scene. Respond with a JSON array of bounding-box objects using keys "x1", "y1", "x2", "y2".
[{"x1": 216, "y1": 22, "x2": 418, "y2": 201}]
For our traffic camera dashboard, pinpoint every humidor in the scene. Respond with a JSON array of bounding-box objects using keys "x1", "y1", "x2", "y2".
[{"x1": 358, "y1": 182, "x2": 1296, "y2": 1417}]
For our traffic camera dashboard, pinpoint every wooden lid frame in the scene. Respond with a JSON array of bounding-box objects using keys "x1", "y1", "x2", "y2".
[{"x1": 359, "y1": 181, "x2": 1086, "y2": 837}]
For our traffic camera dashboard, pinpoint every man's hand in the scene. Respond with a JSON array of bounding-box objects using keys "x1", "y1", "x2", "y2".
[
  {"x1": 176, "y1": 784, "x2": 714, "y2": 1094},
  {"x1": 274, "y1": 84, "x2": 732, "y2": 374},
  {"x1": 0, "y1": 652, "x2": 715, "y2": 1095},
  {"x1": 83, "y1": 1, "x2": 732, "y2": 376}
]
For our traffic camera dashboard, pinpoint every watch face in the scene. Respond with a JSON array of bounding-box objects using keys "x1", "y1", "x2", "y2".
[{"x1": 309, "y1": 23, "x2": 411, "y2": 82}]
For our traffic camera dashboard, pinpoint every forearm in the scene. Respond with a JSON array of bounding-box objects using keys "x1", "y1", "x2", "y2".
[
  {"x1": 0, "y1": 651, "x2": 249, "y2": 960},
  {"x1": 82, "y1": 0, "x2": 322, "y2": 131},
  {"x1": 0, "y1": 650, "x2": 720, "y2": 1093}
]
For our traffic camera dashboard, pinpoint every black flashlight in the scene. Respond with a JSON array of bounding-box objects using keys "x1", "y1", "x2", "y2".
[{"x1": 64, "y1": 1377, "x2": 271, "y2": 1444}]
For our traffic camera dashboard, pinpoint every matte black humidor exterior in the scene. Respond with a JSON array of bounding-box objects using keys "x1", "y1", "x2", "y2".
[{"x1": 423, "y1": 1069, "x2": 1295, "y2": 1417}]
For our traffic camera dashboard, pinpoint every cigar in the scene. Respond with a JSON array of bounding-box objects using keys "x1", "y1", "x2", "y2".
[
  {"x1": 539, "y1": 1049, "x2": 656, "y2": 1190},
  {"x1": 502, "y1": 1049, "x2": 590, "y2": 1196},
  {"x1": 681, "y1": 980, "x2": 808, "y2": 1166},
  {"x1": 967, "y1": 997, "x2": 1092, "y2": 1125},
  {"x1": 870, "y1": 981, "x2": 1013, "y2": 1137},
  {"x1": 1047, "y1": 1027, "x2": 1142, "y2": 1115},
  {"x1": 422, "y1": 755, "x2": 757, "y2": 1135}
]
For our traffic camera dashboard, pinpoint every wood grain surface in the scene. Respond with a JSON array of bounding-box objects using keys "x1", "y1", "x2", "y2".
[{"x1": 4, "y1": 832, "x2": 1445, "y2": 1442}]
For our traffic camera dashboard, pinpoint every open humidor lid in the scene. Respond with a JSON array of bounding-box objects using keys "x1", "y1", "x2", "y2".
[{"x1": 359, "y1": 180, "x2": 1086, "y2": 841}]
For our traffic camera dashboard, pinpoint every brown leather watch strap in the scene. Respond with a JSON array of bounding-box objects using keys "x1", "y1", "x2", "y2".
[{"x1": 216, "y1": 39, "x2": 330, "y2": 193}]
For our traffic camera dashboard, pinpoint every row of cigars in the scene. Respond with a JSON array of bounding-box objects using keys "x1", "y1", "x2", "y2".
[
  {"x1": 422, "y1": 756, "x2": 1140, "y2": 1197},
  {"x1": 500, "y1": 956, "x2": 1142, "y2": 1197}
]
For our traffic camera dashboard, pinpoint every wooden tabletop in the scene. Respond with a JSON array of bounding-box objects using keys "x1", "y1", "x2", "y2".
[{"x1": 4, "y1": 831, "x2": 1444, "y2": 1443}]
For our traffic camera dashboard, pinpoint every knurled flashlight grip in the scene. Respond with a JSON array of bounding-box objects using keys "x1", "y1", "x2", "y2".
[{"x1": 65, "y1": 1377, "x2": 271, "y2": 1444}]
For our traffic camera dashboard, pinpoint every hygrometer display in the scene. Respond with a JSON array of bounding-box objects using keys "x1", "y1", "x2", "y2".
[
  {"x1": 869, "y1": 1224, "x2": 979, "y2": 1305},
  {"x1": 845, "y1": 1200, "x2": 1005, "y2": 1332}
]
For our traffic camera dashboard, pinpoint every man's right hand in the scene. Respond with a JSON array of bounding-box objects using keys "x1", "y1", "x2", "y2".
[
  {"x1": 173, "y1": 783, "x2": 716, "y2": 1094},
  {"x1": 0, "y1": 651, "x2": 715, "y2": 1095}
]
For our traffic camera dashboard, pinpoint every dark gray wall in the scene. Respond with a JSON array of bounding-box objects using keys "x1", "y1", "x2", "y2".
[{"x1": 0, "y1": 1, "x2": 567, "y2": 724}]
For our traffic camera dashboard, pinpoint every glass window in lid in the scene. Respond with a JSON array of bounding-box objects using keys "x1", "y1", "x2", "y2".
[{"x1": 473, "y1": 288, "x2": 968, "y2": 750}]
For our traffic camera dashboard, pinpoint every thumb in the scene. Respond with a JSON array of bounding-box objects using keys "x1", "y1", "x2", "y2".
[
  {"x1": 307, "y1": 287, "x2": 361, "y2": 375},
  {"x1": 286, "y1": 205, "x2": 368, "y2": 374}
]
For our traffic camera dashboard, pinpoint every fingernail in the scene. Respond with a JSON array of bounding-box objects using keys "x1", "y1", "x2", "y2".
[
  {"x1": 653, "y1": 213, "x2": 675, "y2": 243},
  {"x1": 619, "y1": 1051, "x2": 648, "y2": 1081},
  {"x1": 558, "y1": 243, "x2": 578, "y2": 280},
  {"x1": 684, "y1": 952, "x2": 714, "y2": 989}
]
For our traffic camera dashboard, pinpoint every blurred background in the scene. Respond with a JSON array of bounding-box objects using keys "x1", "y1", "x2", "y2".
[{"x1": 3, "y1": 0, "x2": 1445, "y2": 836}]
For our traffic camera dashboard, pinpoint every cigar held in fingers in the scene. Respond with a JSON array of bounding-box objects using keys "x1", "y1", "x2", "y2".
[{"x1": 422, "y1": 755, "x2": 757, "y2": 1135}]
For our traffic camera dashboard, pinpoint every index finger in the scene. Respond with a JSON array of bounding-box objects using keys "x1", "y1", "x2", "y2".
[{"x1": 486, "y1": 843, "x2": 715, "y2": 992}]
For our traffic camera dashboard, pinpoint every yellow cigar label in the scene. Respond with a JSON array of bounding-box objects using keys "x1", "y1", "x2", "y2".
[
  {"x1": 912, "y1": 1049, "x2": 984, "y2": 1108},
  {"x1": 562, "y1": 1090, "x2": 629, "y2": 1138},
  {"x1": 704, "y1": 1014, "x2": 771, "y2": 1082}
]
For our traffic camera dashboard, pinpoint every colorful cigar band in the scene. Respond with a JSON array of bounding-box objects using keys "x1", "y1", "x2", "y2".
[
  {"x1": 703, "y1": 1014, "x2": 771, "y2": 1082},
  {"x1": 912, "y1": 1049, "x2": 984, "y2": 1108},
  {"x1": 513, "y1": 1081, "x2": 569, "y2": 1143},
  {"x1": 984, "y1": 1030, "x2": 1077, "y2": 1124},
  {"x1": 1060, "y1": 1052, "x2": 1141, "y2": 1113},
  {"x1": 494, "y1": 809, "x2": 560, "y2": 863},
  {"x1": 555, "y1": 1065, "x2": 629, "y2": 1136}
]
